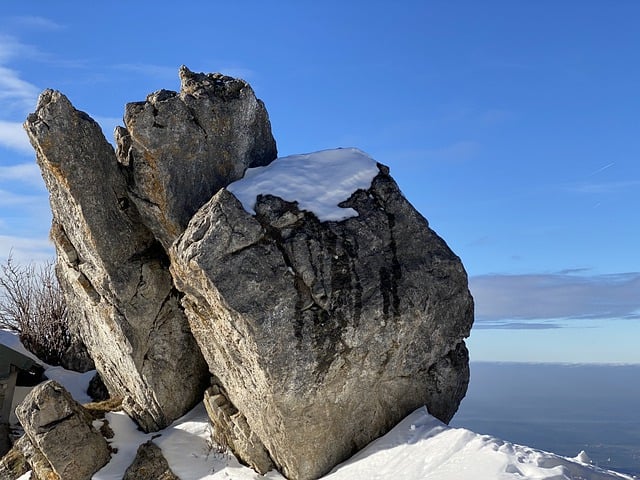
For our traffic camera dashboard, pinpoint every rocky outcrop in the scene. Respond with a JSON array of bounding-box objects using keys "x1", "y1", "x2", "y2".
[
  {"x1": 25, "y1": 66, "x2": 278, "y2": 432},
  {"x1": 25, "y1": 89, "x2": 210, "y2": 431},
  {"x1": 24, "y1": 68, "x2": 473, "y2": 480},
  {"x1": 170, "y1": 153, "x2": 474, "y2": 480},
  {"x1": 15, "y1": 381, "x2": 110, "y2": 480},
  {"x1": 115, "y1": 66, "x2": 277, "y2": 249}
]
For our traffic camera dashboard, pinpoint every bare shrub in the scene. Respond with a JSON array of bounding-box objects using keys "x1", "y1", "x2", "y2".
[{"x1": 0, "y1": 254, "x2": 72, "y2": 365}]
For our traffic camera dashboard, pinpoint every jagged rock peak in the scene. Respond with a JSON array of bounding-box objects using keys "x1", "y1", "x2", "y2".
[
  {"x1": 115, "y1": 65, "x2": 278, "y2": 249},
  {"x1": 25, "y1": 88, "x2": 210, "y2": 433},
  {"x1": 179, "y1": 65, "x2": 246, "y2": 99}
]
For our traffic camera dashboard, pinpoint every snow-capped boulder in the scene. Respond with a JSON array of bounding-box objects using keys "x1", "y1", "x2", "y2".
[
  {"x1": 170, "y1": 149, "x2": 474, "y2": 480},
  {"x1": 15, "y1": 381, "x2": 110, "y2": 480},
  {"x1": 24, "y1": 89, "x2": 210, "y2": 432}
]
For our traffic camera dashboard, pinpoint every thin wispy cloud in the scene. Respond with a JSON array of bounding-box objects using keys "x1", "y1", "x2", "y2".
[
  {"x1": 568, "y1": 180, "x2": 640, "y2": 195},
  {"x1": 0, "y1": 162, "x2": 42, "y2": 186},
  {"x1": 0, "y1": 34, "x2": 38, "y2": 63},
  {"x1": 0, "y1": 66, "x2": 39, "y2": 114},
  {"x1": 0, "y1": 188, "x2": 45, "y2": 206},
  {"x1": 10, "y1": 16, "x2": 65, "y2": 31},
  {"x1": 470, "y1": 272, "x2": 640, "y2": 322},
  {"x1": 587, "y1": 162, "x2": 615, "y2": 177},
  {"x1": 473, "y1": 321, "x2": 563, "y2": 330},
  {"x1": 0, "y1": 121, "x2": 33, "y2": 154},
  {"x1": 0, "y1": 234, "x2": 53, "y2": 263}
]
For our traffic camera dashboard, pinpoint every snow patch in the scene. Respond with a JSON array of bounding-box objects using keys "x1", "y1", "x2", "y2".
[
  {"x1": 0, "y1": 329, "x2": 94, "y2": 403},
  {"x1": 227, "y1": 148, "x2": 379, "y2": 221},
  {"x1": 324, "y1": 407, "x2": 634, "y2": 480}
]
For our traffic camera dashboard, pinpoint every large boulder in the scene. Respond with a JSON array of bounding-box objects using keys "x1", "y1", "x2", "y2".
[
  {"x1": 24, "y1": 90, "x2": 210, "y2": 431},
  {"x1": 170, "y1": 149, "x2": 474, "y2": 480},
  {"x1": 115, "y1": 65, "x2": 278, "y2": 249},
  {"x1": 15, "y1": 381, "x2": 110, "y2": 480}
]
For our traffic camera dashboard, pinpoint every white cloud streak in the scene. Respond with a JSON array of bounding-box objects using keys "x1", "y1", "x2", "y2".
[
  {"x1": 568, "y1": 180, "x2": 640, "y2": 194},
  {"x1": 0, "y1": 65, "x2": 39, "y2": 113},
  {"x1": 0, "y1": 121, "x2": 33, "y2": 154},
  {"x1": 0, "y1": 188, "x2": 45, "y2": 206},
  {"x1": 0, "y1": 234, "x2": 53, "y2": 264},
  {"x1": 0, "y1": 162, "x2": 42, "y2": 186},
  {"x1": 470, "y1": 272, "x2": 640, "y2": 322},
  {"x1": 10, "y1": 16, "x2": 65, "y2": 31}
]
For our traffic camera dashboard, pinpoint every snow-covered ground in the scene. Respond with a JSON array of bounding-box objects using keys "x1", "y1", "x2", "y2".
[
  {"x1": 3, "y1": 329, "x2": 635, "y2": 480},
  {"x1": 86, "y1": 402, "x2": 636, "y2": 480}
]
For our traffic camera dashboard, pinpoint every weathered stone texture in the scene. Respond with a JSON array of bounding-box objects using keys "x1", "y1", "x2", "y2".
[
  {"x1": 115, "y1": 65, "x2": 277, "y2": 249},
  {"x1": 123, "y1": 441, "x2": 179, "y2": 480},
  {"x1": 23, "y1": 68, "x2": 473, "y2": 480},
  {"x1": 25, "y1": 90, "x2": 209, "y2": 432},
  {"x1": 204, "y1": 384, "x2": 274, "y2": 474},
  {"x1": 15, "y1": 381, "x2": 110, "y2": 480},
  {"x1": 170, "y1": 165, "x2": 473, "y2": 480}
]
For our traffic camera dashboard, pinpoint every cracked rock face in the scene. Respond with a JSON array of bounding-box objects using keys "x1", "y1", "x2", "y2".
[
  {"x1": 115, "y1": 65, "x2": 278, "y2": 250},
  {"x1": 15, "y1": 381, "x2": 110, "y2": 480},
  {"x1": 24, "y1": 90, "x2": 209, "y2": 432},
  {"x1": 170, "y1": 165, "x2": 474, "y2": 480}
]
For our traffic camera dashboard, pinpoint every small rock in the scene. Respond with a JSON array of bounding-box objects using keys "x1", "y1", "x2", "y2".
[
  {"x1": 15, "y1": 381, "x2": 110, "y2": 480},
  {"x1": 123, "y1": 441, "x2": 179, "y2": 480}
]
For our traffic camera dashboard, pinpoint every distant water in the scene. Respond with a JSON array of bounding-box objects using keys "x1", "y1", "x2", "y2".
[{"x1": 451, "y1": 362, "x2": 640, "y2": 477}]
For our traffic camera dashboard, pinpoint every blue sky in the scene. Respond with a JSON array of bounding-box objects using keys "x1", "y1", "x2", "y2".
[{"x1": 0, "y1": 1, "x2": 639, "y2": 363}]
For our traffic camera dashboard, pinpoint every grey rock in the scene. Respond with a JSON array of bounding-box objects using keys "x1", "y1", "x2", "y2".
[
  {"x1": 8, "y1": 436, "x2": 54, "y2": 480},
  {"x1": 204, "y1": 384, "x2": 274, "y2": 474},
  {"x1": 115, "y1": 65, "x2": 277, "y2": 249},
  {"x1": 170, "y1": 164, "x2": 474, "y2": 480},
  {"x1": 15, "y1": 381, "x2": 110, "y2": 480},
  {"x1": 24, "y1": 90, "x2": 209, "y2": 432},
  {"x1": 123, "y1": 441, "x2": 179, "y2": 480}
]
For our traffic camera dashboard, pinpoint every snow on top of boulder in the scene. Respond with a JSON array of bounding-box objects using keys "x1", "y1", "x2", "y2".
[{"x1": 227, "y1": 148, "x2": 380, "y2": 221}]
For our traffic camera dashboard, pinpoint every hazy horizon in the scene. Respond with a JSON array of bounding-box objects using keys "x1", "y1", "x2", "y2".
[{"x1": 453, "y1": 362, "x2": 640, "y2": 476}]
